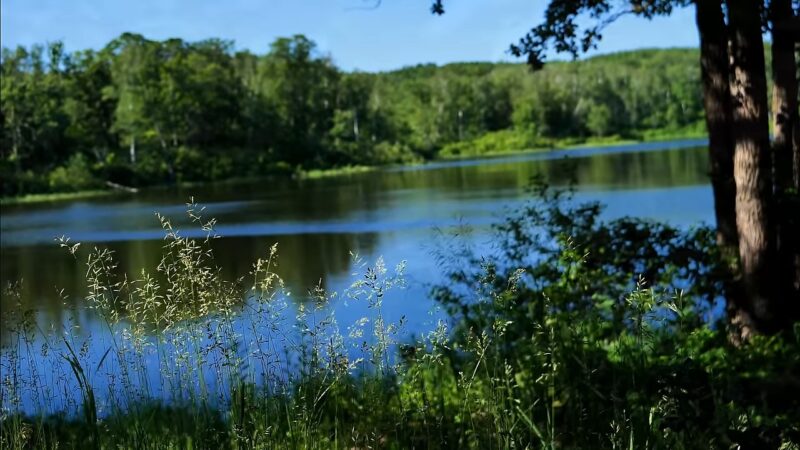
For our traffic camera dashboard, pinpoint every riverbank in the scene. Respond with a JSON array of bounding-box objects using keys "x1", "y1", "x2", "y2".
[
  {"x1": 0, "y1": 189, "x2": 116, "y2": 206},
  {"x1": 438, "y1": 125, "x2": 706, "y2": 159},
  {"x1": 2, "y1": 191, "x2": 797, "y2": 449},
  {"x1": 0, "y1": 131, "x2": 705, "y2": 206}
]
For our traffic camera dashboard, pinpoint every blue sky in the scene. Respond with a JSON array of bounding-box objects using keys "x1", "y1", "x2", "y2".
[{"x1": 1, "y1": 0, "x2": 698, "y2": 72}]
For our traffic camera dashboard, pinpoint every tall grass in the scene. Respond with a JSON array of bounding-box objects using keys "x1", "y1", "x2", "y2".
[{"x1": 1, "y1": 194, "x2": 798, "y2": 449}]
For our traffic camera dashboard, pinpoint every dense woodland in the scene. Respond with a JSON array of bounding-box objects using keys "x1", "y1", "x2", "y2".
[{"x1": 1, "y1": 34, "x2": 706, "y2": 196}]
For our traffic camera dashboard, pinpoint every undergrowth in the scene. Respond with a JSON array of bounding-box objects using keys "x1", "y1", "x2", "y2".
[{"x1": 1, "y1": 185, "x2": 798, "y2": 449}]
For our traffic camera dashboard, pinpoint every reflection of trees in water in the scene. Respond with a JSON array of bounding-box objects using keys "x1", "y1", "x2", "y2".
[
  {"x1": 0, "y1": 244, "x2": 85, "y2": 346},
  {"x1": 210, "y1": 232, "x2": 379, "y2": 295},
  {"x1": 0, "y1": 244, "x2": 87, "y2": 311},
  {"x1": 356, "y1": 146, "x2": 709, "y2": 194},
  {"x1": 0, "y1": 231, "x2": 378, "y2": 345},
  {"x1": 570, "y1": 146, "x2": 709, "y2": 188},
  {"x1": 0, "y1": 145, "x2": 710, "y2": 345}
]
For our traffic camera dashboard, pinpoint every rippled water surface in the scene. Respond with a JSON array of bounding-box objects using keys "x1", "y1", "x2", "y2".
[{"x1": 1, "y1": 139, "x2": 714, "y2": 344}]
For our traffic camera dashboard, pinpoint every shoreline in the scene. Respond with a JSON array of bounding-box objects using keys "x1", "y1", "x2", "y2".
[{"x1": 0, "y1": 133, "x2": 706, "y2": 206}]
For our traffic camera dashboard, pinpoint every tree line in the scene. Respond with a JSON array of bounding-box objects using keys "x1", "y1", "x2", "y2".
[{"x1": 1, "y1": 34, "x2": 705, "y2": 196}]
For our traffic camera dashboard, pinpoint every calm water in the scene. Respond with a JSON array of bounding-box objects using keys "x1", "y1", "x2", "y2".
[{"x1": 1, "y1": 139, "x2": 713, "y2": 346}]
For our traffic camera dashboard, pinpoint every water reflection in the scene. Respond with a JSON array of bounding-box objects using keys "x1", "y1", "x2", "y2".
[
  {"x1": 1, "y1": 141, "x2": 714, "y2": 346},
  {"x1": 0, "y1": 232, "x2": 378, "y2": 325}
]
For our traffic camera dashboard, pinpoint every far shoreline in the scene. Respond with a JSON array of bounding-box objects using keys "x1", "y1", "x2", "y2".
[{"x1": 0, "y1": 132, "x2": 707, "y2": 207}]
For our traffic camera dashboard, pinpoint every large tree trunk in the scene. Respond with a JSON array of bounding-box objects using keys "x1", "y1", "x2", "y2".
[
  {"x1": 769, "y1": 0, "x2": 800, "y2": 311},
  {"x1": 726, "y1": 0, "x2": 784, "y2": 336},
  {"x1": 695, "y1": 0, "x2": 738, "y2": 249},
  {"x1": 795, "y1": 40, "x2": 800, "y2": 193},
  {"x1": 694, "y1": 0, "x2": 743, "y2": 332},
  {"x1": 771, "y1": 0, "x2": 798, "y2": 195}
]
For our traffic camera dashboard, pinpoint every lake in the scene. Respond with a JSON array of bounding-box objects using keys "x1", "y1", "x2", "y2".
[
  {"x1": 1, "y1": 138, "x2": 714, "y2": 348},
  {"x1": 1, "y1": 138, "x2": 719, "y2": 414}
]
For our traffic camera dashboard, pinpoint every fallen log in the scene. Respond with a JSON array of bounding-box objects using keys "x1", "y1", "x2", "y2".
[{"x1": 105, "y1": 181, "x2": 139, "y2": 193}]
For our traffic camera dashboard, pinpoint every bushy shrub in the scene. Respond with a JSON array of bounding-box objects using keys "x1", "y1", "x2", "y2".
[
  {"x1": 173, "y1": 146, "x2": 207, "y2": 182},
  {"x1": 368, "y1": 141, "x2": 419, "y2": 164},
  {"x1": 427, "y1": 179, "x2": 799, "y2": 449},
  {"x1": 133, "y1": 148, "x2": 174, "y2": 184},
  {"x1": 47, "y1": 153, "x2": 97, "y2": 192},
  {"x1": 439, "y1": 129, "x2": 546, "y2": 157},
  {"x1": 0, "y1": 167, "x2": 50, "y2": 196}
]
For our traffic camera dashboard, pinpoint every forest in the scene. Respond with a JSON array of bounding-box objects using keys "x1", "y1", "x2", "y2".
[
  {"x1": 2, "y1": 0, "x2": 800, "y2": 447},
  {"x1": 1, "y1": 34, "x2": 706, "y2": 197}
]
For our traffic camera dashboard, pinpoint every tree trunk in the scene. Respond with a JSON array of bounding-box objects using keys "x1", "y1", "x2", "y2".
[
  {"x1": 727, "y1": 0, "x2": 784, "y2": 337},
  {"x1": 130, "y1": 135, "x2": 137, "y2": 164},
  {"x1": 353, "y1": 110, "x2": 360, "y2": 140},
  {"x1": 795, "y1": 40, "x2": 800, "y2": 192},
  {"x1": 771, "y1": 0, "x2": 798, "y2": 194},
  {"x1": 769, "y1": 0, "x2": 800, "y2": 310},
  {"x1": 155, "y1": 125, "x2": 167, "y2": 151},
  {"x1": 695, "y1": 0, "x2": 745, "y2": 335},
  {"x1": 695, "y1": 0, "x2": 738, "y2": 249}
]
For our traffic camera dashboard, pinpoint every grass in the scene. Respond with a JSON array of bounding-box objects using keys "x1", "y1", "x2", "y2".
[
  {"x1": 438, "y1": 123, "x2": 707, "y2": 159},
  {"x1": 0, "y1": 190, "x2": 116, "y2": 206},
  {"x1": 295, "y1": 165, "x2": 376, "y2": 179},
  {"x1": 0, "y1": 167, "x2": 377, "y2": 205},
  {"x1": 2, "y1": 186, "x2": 798, "y2": 449},
  {"x1": 638, "y1": 123, "x2": 707, "y2": 141}
]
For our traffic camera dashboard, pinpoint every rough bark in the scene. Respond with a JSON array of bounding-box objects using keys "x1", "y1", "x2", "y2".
[
  {"x1": 770, "y1": 0, "x2": 797, "y2": 197},
  {"x1": 727, "y1": 0, "x2": 783, "y2": 336},
  {"x1": 695, "y1": 0, "x2": 745, "y2": 335},
  {"x1": 695, "y1": 0, "x2": 738, "y2": 249},
  {"x1": 769, "y1": 0, "x2": 800, "y2": 311},
  {"x1": 796, "y1": 43, "x2": 800, "y2": 191}
]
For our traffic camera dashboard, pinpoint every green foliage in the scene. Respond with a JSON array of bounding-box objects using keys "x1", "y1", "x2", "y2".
[
  {"x1": 584, "y1": 102, "x2": 613, "y2": 137},
  {"x1": 2, "y1": 36, "x2": 706, "y2": 197},
  {"x1": 440, "y1": 129, "x2": 545, "y2": 157},
  {"x1": 432, "y1": 178, "x2": 723, "y2": 340},
  {"x1": 47, "y1": 153, "x2": 96, "y2": 192},
  {"x1": 2, "y1": 190, "x2": 799, "y2": 449}
]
